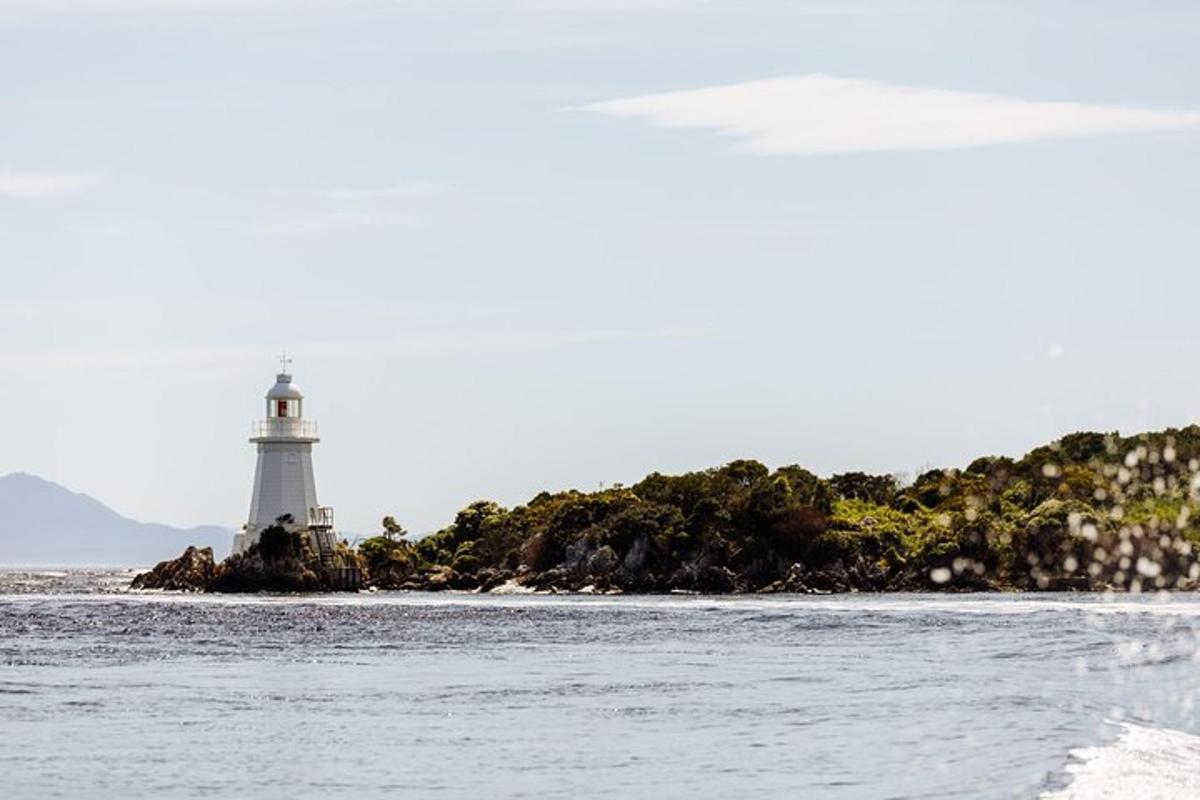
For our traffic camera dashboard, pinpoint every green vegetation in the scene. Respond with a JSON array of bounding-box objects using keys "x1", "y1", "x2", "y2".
[
  {"x1": 135, "y1": 426, "x2": 1200, "y2": 594},
  {"x1": 379, "y1": 427, "x2": 1200, "y2": 593}
]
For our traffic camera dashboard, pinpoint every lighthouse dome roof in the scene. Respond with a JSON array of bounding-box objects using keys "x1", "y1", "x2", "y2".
[{"x1": 266, "y1": 373, "x2": 304, "y2": 399}]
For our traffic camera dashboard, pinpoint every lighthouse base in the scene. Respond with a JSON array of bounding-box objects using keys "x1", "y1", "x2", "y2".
[{"x1": 231, "y1": 525, "x2": 338, "y2": 560}]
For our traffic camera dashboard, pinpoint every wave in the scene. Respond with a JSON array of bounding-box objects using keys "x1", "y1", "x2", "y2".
[{"x1": 1042, "y1": 721, "x2": 1200, "y2": 799}]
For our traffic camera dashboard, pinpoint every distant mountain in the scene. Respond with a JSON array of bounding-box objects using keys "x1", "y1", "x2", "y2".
[{"x1": 0, "y1": 473, "x2": 232, "y2": 567}]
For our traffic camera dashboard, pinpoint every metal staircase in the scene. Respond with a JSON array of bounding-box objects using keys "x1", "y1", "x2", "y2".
[{"x1": 306, "y1": 507, "x2": 359, "y2": 588}]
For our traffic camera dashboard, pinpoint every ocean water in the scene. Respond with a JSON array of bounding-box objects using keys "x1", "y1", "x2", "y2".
[{"x1": 1, "y1": 572, "x2": 1199, "y2": 799}]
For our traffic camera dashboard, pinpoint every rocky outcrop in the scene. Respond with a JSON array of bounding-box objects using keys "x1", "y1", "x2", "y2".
[
  {"x1": 132, "y1": 426, "x2": 1200, "y2": 594},
  {"x1": 131, "y1": 545, "x2": 216, "y2": 591},
  {"x1": 208, "y1": 550, "x2": 324, "y2": 593},
  {"x1": 131, "y1": 526, "x2": 364, "y2": 593}
]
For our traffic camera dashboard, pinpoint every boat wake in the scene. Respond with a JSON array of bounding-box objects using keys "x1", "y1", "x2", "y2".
[{"x1": 1042, "y1": 721, "x2": 1200, "y2": 799}]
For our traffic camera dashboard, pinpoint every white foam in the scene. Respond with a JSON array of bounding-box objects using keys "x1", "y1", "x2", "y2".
[
  {"x1": 13, "y1": 585, "x2": 1200, "y2": 620},
  {"x1": 486, "y1": 579, "x2": 536, "y2": 595},
  {"x1": 1042, "y1": 721, "x2": 1200, "y2": 799}
]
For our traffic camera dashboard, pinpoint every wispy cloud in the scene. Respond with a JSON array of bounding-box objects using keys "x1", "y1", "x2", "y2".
[
  {"x1": 583, "y1": 75, "x2": 1200, "y2": 156},
  {"x1": 0, "y1": 170, "x2": 99, "y2": 199}
]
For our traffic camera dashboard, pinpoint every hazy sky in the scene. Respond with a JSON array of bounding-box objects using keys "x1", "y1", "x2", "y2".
[{"x1": 3, "y1": 0, "x2": 1200, "y2": 536}]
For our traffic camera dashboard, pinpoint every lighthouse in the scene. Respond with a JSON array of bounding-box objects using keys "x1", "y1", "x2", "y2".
[{"x1": 232, "y1": 358, "x2": 335, "y2": 557}]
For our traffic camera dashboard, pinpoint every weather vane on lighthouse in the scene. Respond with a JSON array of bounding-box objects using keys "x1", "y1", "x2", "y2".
[{"x1": 277, "y1": 351, "x2": 293, "y2": 373}]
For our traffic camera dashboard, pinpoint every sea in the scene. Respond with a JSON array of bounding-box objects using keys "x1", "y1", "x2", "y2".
[{"x1": 1, "y1": 570, "x2": 1198, "y2": 799}]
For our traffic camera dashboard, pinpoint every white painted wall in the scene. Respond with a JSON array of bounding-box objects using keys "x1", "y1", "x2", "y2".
[
  {"x1": 236, "y1": 441, "x2": 320, "y2": 554},
  {"x1": 231, "y1": 372, "x2": 327, "y2": 557}
]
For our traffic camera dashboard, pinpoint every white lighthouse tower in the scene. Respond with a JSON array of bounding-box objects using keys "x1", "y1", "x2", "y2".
[{"x1": 232, "y1": 357, "x2": 335, "y2": 557}]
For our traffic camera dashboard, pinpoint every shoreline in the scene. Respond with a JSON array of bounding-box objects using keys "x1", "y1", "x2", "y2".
[{"x1": 134, "y1": 426, "x2": 1200, "y2": 596}]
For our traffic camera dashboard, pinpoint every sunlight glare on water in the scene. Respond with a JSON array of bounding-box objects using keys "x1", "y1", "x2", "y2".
[{"x1": 1, "y1": 573, "x2": 1199, "y2": 799}]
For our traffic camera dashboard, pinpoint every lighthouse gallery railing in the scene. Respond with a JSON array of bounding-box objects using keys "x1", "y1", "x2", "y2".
[{"x1": 250, "y1": 418, "x2": 319, "y2": 439}]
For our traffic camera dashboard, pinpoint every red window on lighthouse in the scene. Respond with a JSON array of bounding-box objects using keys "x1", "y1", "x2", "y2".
[{"x1": 277, "y1": 400, "x2": 288, "y2": 417}]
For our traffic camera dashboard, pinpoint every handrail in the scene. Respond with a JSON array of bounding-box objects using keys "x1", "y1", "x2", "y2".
[
  {"x1": 250, "y1": 418, "x2": 319, "y2": 439},
  {"x1": 309, "y1": 506, "x2": 334, "y2": 528}
]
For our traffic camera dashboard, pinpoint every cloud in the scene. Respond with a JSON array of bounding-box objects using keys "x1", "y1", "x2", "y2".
[
  {"x1": 582, "y1": 75, "x2": 1200, "y2": 155},
  {"x1": 0, "y1": 170, "x2": 99, "y2": 199}
]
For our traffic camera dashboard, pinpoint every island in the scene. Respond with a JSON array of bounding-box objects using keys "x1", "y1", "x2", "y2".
[{"x1": 133, "y1": 426, "x2": 1200, "y2": 594}]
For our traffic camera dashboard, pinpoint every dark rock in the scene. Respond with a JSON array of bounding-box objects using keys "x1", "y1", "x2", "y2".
[
  {"x1": 587, "y1": 545, "x2": 619, "y2": 576},
  {"x1": 474, "y1": 568, "x2": 512, "y2": 593},
  {"x1": 131, "y1": 546, "x2": 216, "y2": 591},
  {"x1": 563, "y1": 540, "x2": 594, "y2": 573},
  {"x1": 807, "y1": 559, "x2": 851, "y2": 592},
  {"x1": 423, "y1": 565, "x2": 460, "y2": 591},
  {"x1": 622, "y1": 536, "x2": 651, "y2": 572},
  {"x1": 134, "y1": 527, "x2": 367, "y2": 594},
  {"x1": 449, "y1": 570, "x2": 480, "y2": 591},
  {"x1": 666, "y1": 562, "x2": 699, "y2": 591},
  {"x1": 697, "y1": 566, "x2": 736, "y2": 593},
  {"x1": 209, "y1": 550, "x2": 324, "y2": 593},
  {"x1": 529, "y1": 567, "x2": 572, "y2": 591}
]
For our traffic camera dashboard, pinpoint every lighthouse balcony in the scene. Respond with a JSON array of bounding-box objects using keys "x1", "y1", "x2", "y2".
[{"x1": 250, "y1": 418, "x2": 319, "y2": 440}]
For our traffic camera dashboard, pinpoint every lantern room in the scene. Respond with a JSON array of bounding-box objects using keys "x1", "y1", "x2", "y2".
[{"x1": 266, "y1": 372, "x2": 304, "y2": 419}]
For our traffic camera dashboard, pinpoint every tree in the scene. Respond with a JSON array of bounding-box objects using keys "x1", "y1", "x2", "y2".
[
  {"x1": 381, "y1": 516, "x2": 408, "y2": 541},
  {"x1": 830, "y1": 472, "x2": 898, "y2": 506}
]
